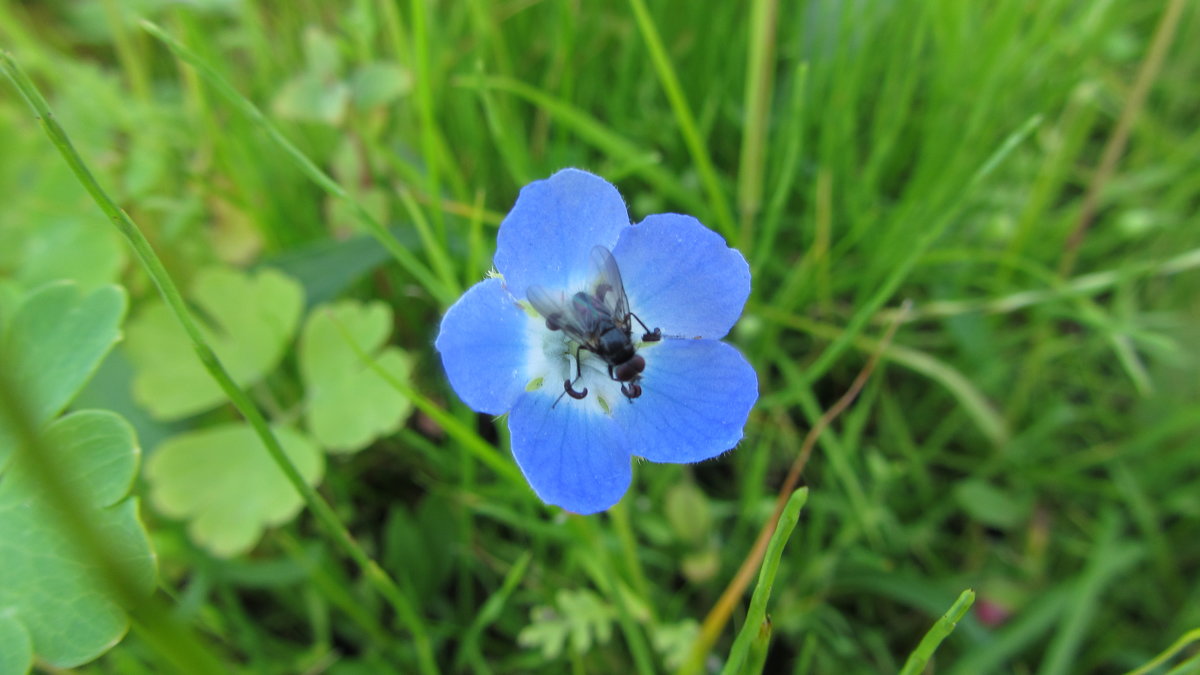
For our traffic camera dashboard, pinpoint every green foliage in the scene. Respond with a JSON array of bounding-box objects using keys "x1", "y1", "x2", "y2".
[
  {"x1": 0, "y1": 411, "x2": 155, "y2": 673},
  {"x1": 953, "y1": 479, "x2": 1033, "y2": 531},
  {"x1": 663, "y1": 482, "x2": 712, "y2": 546},
  {"x1": 125, "y1": 267, "x2": 304, "y2": 420},
  {"x1": 273, "y1": 27, "x2": 351, "y2": 125},
  {"x1": 518, "y1": 589, "x2": 616, "y2": 660},
  {"x1": 0, "y1": 613, "x2": 31, "y2": 675},
  {"x1": 382, "y1": 496, "x2": 459, "y2": 603},
  {"x1": 145, "y1": 423, "x2": 323, "y2": 557},
  {"x1": 652, "y1": 620, "x2": 701, "y2": 671},
  {"x1": 0, "y1": 281, "x2": 152, "y2": 673},
  {"x1": 300, "y1": 300, "x2": 412, "y2": 453},
  {"x1": 0, "y1": 283, "x2": 126, "y2": 467},
  {"x1": 1, "y1": 218, "x2": 125, "y2": 293},
  {"x1": 350, "y1": 62, "x2": 412, "y2": 109},
  {"x1": 2, "y1": 0, "x2": 1199, "y2": 672}
]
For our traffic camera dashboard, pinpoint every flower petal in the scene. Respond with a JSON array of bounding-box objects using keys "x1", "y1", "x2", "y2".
[
  {"x1": 614, "y1": 339, "x2": 757, "y2": 463},
  {"x1": 434, "y1": 279, "x2": 530, "y2": 415},
  {"x1": 613, "y1": 214, "x2": 750, "y2": 339},
  {"x1": 508, "y1": 391, "x2": 632, "y2": 514},
  {"x1": 494, "y1": 169, "x2": 630, "y2": 297}
]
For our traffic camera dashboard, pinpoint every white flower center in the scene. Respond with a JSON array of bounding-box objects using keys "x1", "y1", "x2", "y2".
[{"x1": 522, "y1": 306, "x2": 628, "y2": 416}]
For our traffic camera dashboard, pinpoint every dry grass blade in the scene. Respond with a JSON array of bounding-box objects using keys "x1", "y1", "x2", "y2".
[{"x1": 678, "y1": 300, "x2": 912, "y2": 673}]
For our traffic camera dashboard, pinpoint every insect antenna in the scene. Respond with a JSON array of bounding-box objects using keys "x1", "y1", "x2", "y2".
[{"x1": 628, "y1": 312, "x2": 662, "y2": 342}]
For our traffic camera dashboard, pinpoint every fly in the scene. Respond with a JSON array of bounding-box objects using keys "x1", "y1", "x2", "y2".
[{"x1": 526, "y1": 245, "x2": 661, "y2": 405}]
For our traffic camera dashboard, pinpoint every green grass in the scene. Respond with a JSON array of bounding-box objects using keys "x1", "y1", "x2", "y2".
[{"x1": 2, "y1": 0, "x2": 1199, "y2": 673}]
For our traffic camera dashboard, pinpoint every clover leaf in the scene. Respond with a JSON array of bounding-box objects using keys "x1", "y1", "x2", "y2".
[
  {"x1": 0, "y1": 282, "x2": 126, "y2": 469},
  {"x1": 125, "y1": 267, "x2": 303, "y2": 420},
  {"x1": 299, "y1": 300, "x2": 412, "y2": 453},
  {"x1": 4, "y1": 218, "x2": 126, "y2": 294},
  {"x1": 0, "y1": 410, "x2": 155, "y2": 673},
  {"x1": 145, "y1": 423, "x2": 324, "y2": 557},
  {"x1": 0, "y1": 612, "x2": 31, "y2": 675},
  {"x1": 272, "y1": 27, "x2": 350, "y2": 125}
]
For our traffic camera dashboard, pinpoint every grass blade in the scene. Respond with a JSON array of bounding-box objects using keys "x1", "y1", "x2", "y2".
[
  {"x1": 718, "y1": 487, "x2": 809, "y2": 675},
  {"x1": 737, "y1": 0, "x2": 779, "y2": 252},
  {"x1": 802, "y1": 114, "x2": 1043, "y2": 385},
  {"x1": 456, "y1": 74, "x2": 702, "y2": 214},
  {"x1": 1124, "y1": 628, "x2": 1200, "y2": 675},
  {"x1": 626, "y1": 0, "x2": 736, "y2": 239},
  {"x1": 898, "y1": 589, "x2": 976, "y2": 675}
]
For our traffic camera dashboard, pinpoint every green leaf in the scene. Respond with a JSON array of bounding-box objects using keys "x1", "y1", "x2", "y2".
[
  {"x1": 301, "y1": 25, "x2": 343, "y2": 80},
  {"x1": 125, "y1": 267, "x2": 304, "y2": 420},
  {"x1": 0, "y1": 612, "x2": 32, "y2": 675},
  {"x1": 652, "y1": 620, "x2": 701, "y2": 671},
  {"x1": 351, "y1": 62, "x2": 412, "y2": 108},
  {"x1": 272, "y1": 72, "x2": 351, "y2": 125},
  {"x1": 0, "y1": 283, "x2": 126, "y2": 468},
  {"x1": 8, "y1": 218, "x2": 126, "y2": 293},
  {"x1": 517, "y1": 607, "x2": 570, "y2": 660},
  {"x1": 145, "y1": 423, "x2": 324, "y2": 557},
  {"x1": 383, "y1": 495, "x2": 459, "y2": 602},
  {"x1": 300, "y1": 301, "x2": 412, "y2": 453},
  {"x1": 261, "y1": 233, "x2": 395, "y2": 311},
  {"x1": 953, "y1": 479, "x2": 1032, "y2": 530},
  {"x1": 0, "y1": 280, "x2": 19, "y2": 329},
  {"x1": 0, "y1": 410, "x2": 155, "y2": 672},
  {"x1": 518, "y1": 589, "x2": 615, "y2": 660},
  {"x1": 664, "y1": 482, "x2": 712, "y2": 545}
]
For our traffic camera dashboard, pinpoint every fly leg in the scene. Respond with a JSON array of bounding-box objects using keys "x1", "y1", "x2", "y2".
[
  {"x1": 629, "y1": 312, "x2": 661, "y2": 342},
  {"x1": 553, "y1": 345, "x2": 590, "y2": 408},
  {"x1": 609, "y1": 363, "x2": 645, "y2": 401}
]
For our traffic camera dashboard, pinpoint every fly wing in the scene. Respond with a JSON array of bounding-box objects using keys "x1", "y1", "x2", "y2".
[
  {"x1": 526, "y1": 284, "x2": 593, "y2": 345},
  {"x1": 589, "y1": 246, "x2": 630, "y2": 321}
]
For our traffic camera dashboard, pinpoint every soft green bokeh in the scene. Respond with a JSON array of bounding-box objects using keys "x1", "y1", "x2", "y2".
[
  {"x1": 953, "y1": 479, "x2": 1034, "y2": 531},
  {"x1": 125, "y1": 267, "x2": 303, "y2": 420},
  {"x1": 145, "y1": 423, "x2": 324, "y2": 557}
]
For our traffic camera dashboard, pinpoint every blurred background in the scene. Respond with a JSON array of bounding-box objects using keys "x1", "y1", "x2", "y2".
[{"x1": 1, "y1": 0, "x2": 1198, "y2": 673}]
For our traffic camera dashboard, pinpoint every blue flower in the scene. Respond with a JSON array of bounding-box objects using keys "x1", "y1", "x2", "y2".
[{"x1": 435, "y1": 169, "x2": 757, "y2": 514}]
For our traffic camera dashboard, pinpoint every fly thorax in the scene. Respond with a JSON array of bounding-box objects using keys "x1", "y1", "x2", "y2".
[{"x1": 596, "y1": 327, "x2": 636, "y2": 365}]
